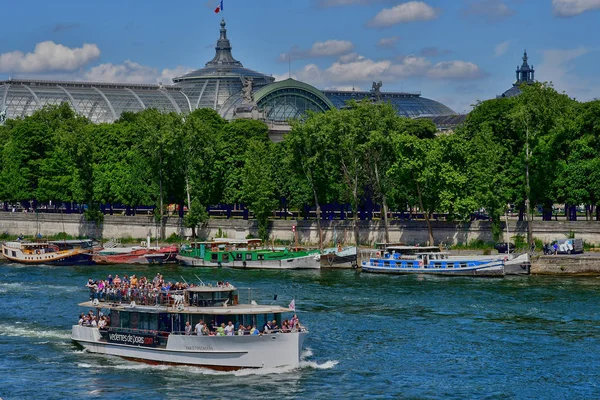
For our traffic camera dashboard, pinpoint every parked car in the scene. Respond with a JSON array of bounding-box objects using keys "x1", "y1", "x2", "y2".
[
  {"x1": 495, "y1": 242, "x2": 516, "y2": 253},
  {"x1": 470, "y1": 212, "x2": 491, "y2": 221},
  {"x1": 549, "y1": 239, "x2": 584, "y2": 255}
]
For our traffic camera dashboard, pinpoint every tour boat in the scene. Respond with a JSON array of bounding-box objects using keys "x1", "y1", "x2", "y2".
[
  {"x1": 1, "y1": 240, "x2": 93, "y2": 265},
  {"x1": 361, "y1": 246, "x2": 505, "y2": 276},
  {"x1": 71, "y1": 281, "x2": 307, "y2": 370},
  {"x1": 93, "y1": 244, "x2": 178, "y2": 265},
  {"x1": 177, "y1": 239, "x2": 320, "y2": 269}
]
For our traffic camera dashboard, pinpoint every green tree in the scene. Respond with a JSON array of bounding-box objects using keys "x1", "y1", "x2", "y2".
[{"x1": 242, "y1": 139, "x2": 278, "y2": 240}]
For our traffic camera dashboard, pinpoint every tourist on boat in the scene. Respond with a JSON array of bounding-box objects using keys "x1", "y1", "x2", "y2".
[
  {"x1": 237, "y1": 325, "x2": 246, "y2": 335},
  {"x1": 78, "y1": 313, "x2": 85, "y2": 325},
  {"x1": 107, "y1": 274, "x2": 113, "y2": 285},
  {"x1": 195, "y1": 320, "x2": 205, "y2": 336},
  {"x1": 290, "y1": 314, "x2": 299, "y2": 330},
  {"x1": 281, "y1": 319, "x2": 291, "y2": 333},
  {"x1": 262, "y1": 320, "x2": 273, "y2": 333},
  {"x1": 216, "y1": 323, "x2": 226, "y2": 336},
  {"x1": 113, "y1": 275, "x2": 121, "y2": 286},
  {"x1": 98, "y1": 316, "x2": 107, "y2": 330},
  {"x1": 225, "y1": 321, "x2": 235, "y2": 336},
  {"x1": 250, "y1": 325, "x2": 259, "y2": 335},
  {"x1": 185, "y1": 322, "x2": 192, "y2": 335}
]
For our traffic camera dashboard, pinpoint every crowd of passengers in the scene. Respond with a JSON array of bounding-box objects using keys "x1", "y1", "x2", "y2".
[
  {"x1": 184, "y1": 315, "x2": 302, "y2": 336},
  {"x1": 78, "y1": 309, "x2": 109, "y2": 328},
  {"x1": 85, "y1": 273, "x2": 233, "y2": 305}
]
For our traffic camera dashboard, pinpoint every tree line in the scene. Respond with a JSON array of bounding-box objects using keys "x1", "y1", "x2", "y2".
[{"x1": 0, "y1": 83, "x2": 599, "y2": 248}]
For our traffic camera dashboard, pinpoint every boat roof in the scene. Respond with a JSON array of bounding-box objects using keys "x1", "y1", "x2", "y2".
[
  {"x1": 3, "y1": 241, "x2": 48, "y2": 248},
  {"x1": 385, "y1": 246, "x2": 441, "y2": 251},
  {"x1": 187, "y1": 285, "x2": 236, "y2": 293},
  {"x1": 48, "y1": 239, "x2": 93, "y2": 244},
  {"x1": 193, "y1": 239, "x2": 262, "y2": 245},
  {"x1": 78, "y1": 300, "x2": 292, "y2": 315}
]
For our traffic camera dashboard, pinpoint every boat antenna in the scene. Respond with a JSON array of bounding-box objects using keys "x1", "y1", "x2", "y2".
[{"x1": 194, "y1": 274, "x2": 205, "y2": 286}]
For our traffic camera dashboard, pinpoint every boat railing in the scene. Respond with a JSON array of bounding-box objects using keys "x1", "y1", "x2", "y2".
[{"x1": 90, "y1": 289, "x2": 188, "y2": 307}]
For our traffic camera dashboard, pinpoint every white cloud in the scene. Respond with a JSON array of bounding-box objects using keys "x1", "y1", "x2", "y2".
[
  {"x1": 388, "y1": 55, "x2": 431, "y2": 77},
  {"x1": 316, "y1": 0, "x2": 388, "y2": 7},
  {"x1": 310, "y1": 40, "x2": 354, "y2": 57},
  {"x1": 326, "y1": 57, "x2": 392, "y2": 82},
  {"x1": 287, "y1": 53, "x2": 483, "y2": 88},
  {"x1": 0, "y1": 41, "x2": 100, "y2": 73},
  {"x1": 427, "y1": 60, "x2": 484, "y2": 80},
  {"x1": 280, "y1": 40, "x2": 354, "y2": 61},
  {"x1": 84, "y1": 60, "x2": 192, "y2": 84},
  {"x1": 463, "y1": 0, "x2": 516, "y2": 22},
  {"x1": 552, "y1": 0, "x2": 600, "y2": 17},
  {"x1": 494, "y1": 40, "x2": 511, "y2": 57},
  {"x1": 536, "y1": 47, "x2": 598, "y2": 99},
  {"x1": 368, "y1": 1, "x2": 439, "y2": 27},
  {"x1": 377, "y1": 36, "x2": 400, "y2": 48}
]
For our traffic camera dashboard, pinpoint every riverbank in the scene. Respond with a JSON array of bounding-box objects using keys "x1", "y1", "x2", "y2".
[{"x1": 1, "y1": 212, "x2": 600, "y2": 246}]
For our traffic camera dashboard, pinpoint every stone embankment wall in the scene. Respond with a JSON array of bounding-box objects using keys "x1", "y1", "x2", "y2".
[
  {"x1": 531, "y1": 255, "x2": 600, "y2": 275},
  {"x1": 1, "y1": 212, "x2": 600, "y2": 246}
]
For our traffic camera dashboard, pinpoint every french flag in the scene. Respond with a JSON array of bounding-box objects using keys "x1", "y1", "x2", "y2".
[{"x1": 215, "y1": 0, "x2": 224, "y2": 13}]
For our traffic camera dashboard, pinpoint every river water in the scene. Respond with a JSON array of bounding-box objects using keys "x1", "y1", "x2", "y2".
[{"x1": 1, "y1": 263, "x2": 600, "y2": 399}]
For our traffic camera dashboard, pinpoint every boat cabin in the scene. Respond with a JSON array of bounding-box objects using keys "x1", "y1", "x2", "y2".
[{"x1": 84, "y1": 283, "x2": 292, "y2": 347}]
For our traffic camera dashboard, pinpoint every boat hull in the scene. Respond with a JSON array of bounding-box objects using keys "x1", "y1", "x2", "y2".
[
  {"x1": 320, "y1": 253, "x2": 357, "y2": 268},
  {"x1": 177, "y1": 254, "x2": 320, "y2": 269},
  {"x1": 504, "y1": 253, "x2": 531, "y2": 275},
  {"x1": 2, "y1": 245, "x2": 93, "y2": 266},
  {"x1": 71, "y1": 325, "x2": 306, "y2": 369},
  {"x1": 93, "y1": 250, "x2": 178, "y2": 265},
  {"x1": 361, "y1": 261, "x2": 504, "y2": 276}
]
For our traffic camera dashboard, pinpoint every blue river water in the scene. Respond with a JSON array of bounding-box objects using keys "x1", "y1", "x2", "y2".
[{"x1": 1, "y1": 262, "x2": 600, "y2": 399}]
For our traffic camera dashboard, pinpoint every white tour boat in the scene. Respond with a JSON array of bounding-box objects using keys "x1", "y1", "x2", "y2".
[{"x1": 71, "y1": 281, "x2": 307, "y2": 370}]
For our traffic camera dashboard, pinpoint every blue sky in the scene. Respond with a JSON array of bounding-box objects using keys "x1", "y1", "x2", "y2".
[{"x1": 1, "y1": 0, "x2": 599, "y2": 113}]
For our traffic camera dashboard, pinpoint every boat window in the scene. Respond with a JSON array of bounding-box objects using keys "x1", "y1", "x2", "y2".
[
  {"x1": 211, "y1": 253, "x2": 219, "y2": 261},
  {"x1": 384, "y1": 261, "x2": 390, "y2": 267},
  {"x1": 460, "y1": 263, "x2": 467, "y2": 268},
  {"x1": 11, "y1": 251, "x2": 16, "y2": 257},
  {"x1": 222, "y1": 254, "x2": 229, "y2": 262},
  {"x1": 3, "y1": 248, "x2": 6, "y2": 255},
  {"x1": 258, "y1": 254, "x2": 264, "y2": 261},
  {"x1": 245, "y1": 253, "x2": 252, "y2": 261},
  {"x1": 236, "y1": 253, "x2": 243, "y2": 260}
]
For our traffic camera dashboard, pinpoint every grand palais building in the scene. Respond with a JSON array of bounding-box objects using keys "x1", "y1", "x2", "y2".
[{"x1": 0, "y1": 19, "x2": 457, "y2": 134}]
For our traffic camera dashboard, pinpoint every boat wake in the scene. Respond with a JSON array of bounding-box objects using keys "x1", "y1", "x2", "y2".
[
  {"x1": 0, "y1": 282, "x2": 79, "y2": 293},
  {"x1": 0, "y1": 322, "x2": 71, "y2": 340}
]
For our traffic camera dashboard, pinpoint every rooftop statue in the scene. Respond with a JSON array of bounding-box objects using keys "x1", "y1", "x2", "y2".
[
  {"x1": 371, "y1": 81, "x2": 382, "y2": 102},
  {"x1": 242, "y1": 77, "x2": 255, "y2": 104}
]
